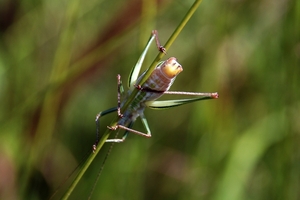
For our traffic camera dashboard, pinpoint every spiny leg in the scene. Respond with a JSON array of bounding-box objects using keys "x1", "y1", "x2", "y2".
[
  {"x1": 93, "y1": 107, "x2": 118, "y2": 152},
  {"x1": 134, "y1": 84, "x2": 164, "y2": 94},
  {"x1": 117, "y1": 74, "x2": 124, "y2": 118},
  {"x1": 107, "y1": 115, "x2": 152, "y2": 143},
  {"x1": 106, "y1": 125, "x2": 151, "y2": 142},
  {"x1": 152, "y1": 30, "x2": 166, "y2": 54},
  {"x1": 163, "y1": 91, "x2": 219, "y2": 98},
  {"x1": 105, "y1": 122, "x2": 133, "y2": 143},
  {"x1": 135, "y1": 84, "x2": 218, "y2": 99}
]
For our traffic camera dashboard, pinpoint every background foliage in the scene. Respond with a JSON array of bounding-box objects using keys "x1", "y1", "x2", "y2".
[{"x1": 0, "y1": 0, "x2": 299, "y2": 199}]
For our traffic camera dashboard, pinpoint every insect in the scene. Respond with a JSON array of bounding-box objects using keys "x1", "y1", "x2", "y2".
[{"x1": 93, "y1": 30, "x2": 218, "y2": 150}]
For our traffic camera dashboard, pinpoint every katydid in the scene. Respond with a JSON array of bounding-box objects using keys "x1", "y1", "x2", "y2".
[{"x1": 93, "y1": 30, "x2": 218, "y2": 149}]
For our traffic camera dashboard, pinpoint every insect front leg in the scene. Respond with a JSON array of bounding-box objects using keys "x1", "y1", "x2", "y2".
[
  {"x1": 128, "y1": 30, "x2": 166, "y2": 89},
  {"x1": 117, "y1": 74, "x2": 124, "y2": 118},
  {"x1": 93, "y1": 107, "x2": 118, "y2": 152},
  {"x1": 152, "y1": 30, "x2": 166, "y2": 54}
]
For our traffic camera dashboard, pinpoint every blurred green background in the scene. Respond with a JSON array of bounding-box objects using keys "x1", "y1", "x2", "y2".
[{"x1": 0, "y1": 0, "x2": 299, "y2": 199}]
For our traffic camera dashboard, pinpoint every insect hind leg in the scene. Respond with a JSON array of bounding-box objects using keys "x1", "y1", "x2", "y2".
[
  {"x1": 105, "y1": 122, "x2": 132, "y2": 143},
  {"x1": 106, "y1": 114, "x2": 152, "y2": 143}
]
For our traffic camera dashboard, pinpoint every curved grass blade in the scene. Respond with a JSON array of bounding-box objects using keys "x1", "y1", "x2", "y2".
[{"x1": 128, "y1": 33, "x2": 156, "y2": 88}]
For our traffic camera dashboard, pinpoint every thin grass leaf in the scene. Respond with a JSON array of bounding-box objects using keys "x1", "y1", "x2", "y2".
[{"x1": 128, "y1": 34, "x2": 156, "y2": 88}]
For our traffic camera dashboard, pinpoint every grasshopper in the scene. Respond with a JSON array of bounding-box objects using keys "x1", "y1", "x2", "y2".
[{"x1": 93, "y1": 30, "x2": 218, "y2": 149}]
